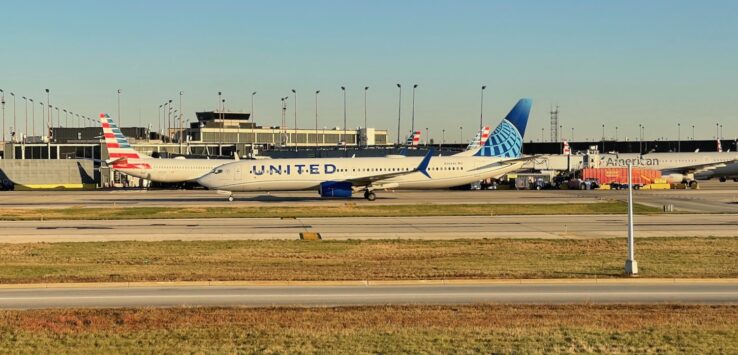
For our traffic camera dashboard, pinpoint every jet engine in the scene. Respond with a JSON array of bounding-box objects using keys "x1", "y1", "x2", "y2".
[{"x1": 318, "y1": 181, "x2": 353, "y2": 198}]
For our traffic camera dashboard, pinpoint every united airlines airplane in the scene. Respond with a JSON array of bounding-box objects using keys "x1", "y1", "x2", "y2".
[{"x1": 197, "y1": 98, "x2": 533, "y2": 201}]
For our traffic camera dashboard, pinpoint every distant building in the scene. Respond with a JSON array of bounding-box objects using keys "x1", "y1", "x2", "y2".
[{"x1": 182, "y1": 111, "x2": 389, "y2": 147}]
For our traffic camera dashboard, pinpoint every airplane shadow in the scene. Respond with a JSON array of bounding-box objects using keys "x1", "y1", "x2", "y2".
[{"x1": 94, "y1": 195, "x2": 393, "y2": 203}]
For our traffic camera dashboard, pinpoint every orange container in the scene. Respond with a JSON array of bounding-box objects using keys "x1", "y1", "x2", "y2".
[{"x1": 582, "y1": 168, "x2": 661, "y2": 185}]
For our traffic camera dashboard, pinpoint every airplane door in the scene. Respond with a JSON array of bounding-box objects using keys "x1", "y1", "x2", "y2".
[{"x1": 234, "y1": 166, "x2": 243, "y2": 180}]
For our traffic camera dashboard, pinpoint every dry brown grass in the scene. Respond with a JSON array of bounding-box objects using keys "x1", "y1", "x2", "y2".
[
  {"x1": 0, "y1": 305, "x2": 736, "y2": 353},
  {"x1": 1, "y1": 237, "x2": 736, "y2": 283}
]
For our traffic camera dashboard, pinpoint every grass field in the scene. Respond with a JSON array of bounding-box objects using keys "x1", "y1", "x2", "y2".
[
  {"x1": 0, "y1": 305, "x2": 736, "y2": 353},
  {"x1": 0, "y1": 201, "x2": 662, "y2": 221},
  {"x1": 1, "y1": 237, "x2": 736, "y2": 283}
]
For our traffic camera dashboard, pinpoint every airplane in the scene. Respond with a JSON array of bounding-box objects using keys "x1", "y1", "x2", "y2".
[
  {"x1": 597, "y1": 151, "x2": 738, "y2": 186},
  {"x1": 99, "y1": 113, "x2": 230, "y2": 183},
  {"x1": 197, "y1": 98, "x2": 534, "y2": 201}
]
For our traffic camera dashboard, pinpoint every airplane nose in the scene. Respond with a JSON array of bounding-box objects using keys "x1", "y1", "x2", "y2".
[{"x1": 197, "y1": 173, "x2": 215, "y2": 188}]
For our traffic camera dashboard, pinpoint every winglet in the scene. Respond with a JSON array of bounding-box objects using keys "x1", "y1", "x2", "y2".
[{"x1": 417, "y1": 149, "x2": 434, "y2": 178}]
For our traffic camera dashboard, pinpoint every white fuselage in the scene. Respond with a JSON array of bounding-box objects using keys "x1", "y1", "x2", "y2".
[
  {"x1": 197, "y1": 155, "x2": 524, "y2": 192},
  {"x1": 598, "y1": 152, "x2": 738, "y2": 181},
  {"x1": 112, "y1": 158, "x2": 229, "y2": 183}
]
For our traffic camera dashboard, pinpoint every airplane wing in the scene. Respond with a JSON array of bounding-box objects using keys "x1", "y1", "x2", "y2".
[
  {"x1": 342, "y1": 150, "x2": 433, "y2": 187},
  {"x1": 467, "y1": 155, "x2": 538, "y2": 172},
  {"x1": 662, "y1": 159, "x2": 737, "y2": 175}
]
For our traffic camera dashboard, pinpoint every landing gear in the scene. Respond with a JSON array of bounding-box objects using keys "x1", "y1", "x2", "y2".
[
  {"x1": 364, "y1": 191, "x2": 376, "y2": 201},
  {"x1": 228, "y1": 195, "x2": 234, "y2": 202},
  {"x1": 719, "y1": 177, "x2": 727, "y2": 182}
]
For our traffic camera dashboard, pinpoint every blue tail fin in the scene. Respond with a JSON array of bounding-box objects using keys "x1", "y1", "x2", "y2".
[{"x1": 474, "y1": 98, "x2": 531, "y2": 158}]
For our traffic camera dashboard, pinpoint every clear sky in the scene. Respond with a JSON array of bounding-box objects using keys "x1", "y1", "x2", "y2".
[{"x1": 1, "y1": 0, "x2": 736, "y2": 143}]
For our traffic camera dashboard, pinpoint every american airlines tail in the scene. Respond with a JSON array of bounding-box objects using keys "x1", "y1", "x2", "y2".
[
  {"x1": 464, "y1": 126, "x2": 491, "y2": 152},
  {"x1": 405, "y1": 131, "x2": 421, "y2": 146},
  {"x1": 455, "y1": 98, "x2": 531, "y2": 157},
  {"x1": 100, "y1": 113, "x2": 149, "y2": 161}
]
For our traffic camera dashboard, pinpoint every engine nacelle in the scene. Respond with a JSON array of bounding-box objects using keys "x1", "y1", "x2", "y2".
[
  {"x1": 318, "y1": 181, "x2": 353, "y2": 198},
  {"x1": 662, "y1": 174, "x2": 685, "y2": 184}
]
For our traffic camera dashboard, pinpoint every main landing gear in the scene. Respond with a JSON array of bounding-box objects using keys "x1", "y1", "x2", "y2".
[
  {"x1": 363, "y1": 190, "x2": 376, "y2": 201},
  {"x1": 228, "y1": 195, "x2": 234, "y2": 202}
]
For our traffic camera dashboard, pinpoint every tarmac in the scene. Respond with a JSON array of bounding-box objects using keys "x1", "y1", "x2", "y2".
[
  {"x1": 0, "y1": 280, "x2": 736, "y2": 308},
  {"x1": 0, "y1": 213, "x2": 736, "y2": 242},
  {"x1": 1, "y1": 180, "x2": 737, "y2": 213}
]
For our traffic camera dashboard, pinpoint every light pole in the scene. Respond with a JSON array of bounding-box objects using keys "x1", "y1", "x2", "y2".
[
  {"x1": 459, "y1": 126, "x2": 463, "y2": 144},
  {"x1": 217, "y1": 91, "x2": 222, "y2": 147},
  {"x1": 163, "y1": 101, "x2": 169, "y2": 140},
  {"x1": 314, "y1": 90, "x2": 320, "y2": 150},
  {"x1": 0, "y1": 89, "x2": 4, "y2": 142},
  {"x1": 442, "y1": 129, "x2": 445, "y2": 147},
  {"x1": 638, "y1": 124, "x2": 642, "y2": 154},
  {"x1": 411, "y1": 84, "x2": 418, "y2": 136},
  {"x1": 615, "y1": 126, "x2": 619, "y2": 141},
  {"x1": 571, "y1": 127, "x2": 574, "y2": 142},
  {"x1": 22, "y1": 97, "x2": 27, "y2": 142},
  {"x1": 716, "y1": 122, "x2": 719, "y2": 139},
  {"x1": 425, "y1": 127, "x2": 429, "y2": 146},
  {"x1": 55, "y1": 107, "x2": 60, "y2": 129},
  {"x1": 179, "y1": 91, "x2": 184, "y2": 153},
  {"x1": 75, "y1": 113, "x2": 80, "y2": 128},
  {"x1": 691, "y1": 124, "x2": 695, "y2": 141},
  {"x1": 363, "y1": 86, "x2": 369, "y2": 147},
  {"x1": 11, "y1": 92, "x2": 16, "y2": 142},
  {"x1": 280, "y1": 97, "x2": 288, "y2": 147},
  {"x1": 480, "y1": 85, "x2": 486, "y2": 130},
  {"x1": 29, "y1": 99, "x2": 34, "y2": 137},
  {"x1": 117, "y1": 89, "x2": 122, "y2": 125},
  {"x1": 677, "y1": 123, "x2": 681, "y2": 152},
  {"x1": 40, "y1": 101, "x2": 44, "y2": 138},
  {"x1": 251, "y1": 91, "x2": 256, "y2": 126},
  {"x1": 625, "y1": 162, "x2": 638, "y2": 275},
  {"x1": 341, "y1": 86, "x2": 346, "y2": 149},
  {"x1": 158, "y1": 104, "x2": 163, "y2": 137},
  {"x1": 541, "y1": 127, "x2": 544, "y2": 142},
  {"x1": 396, "y1": 84, "x2": 401, "y2": 145},
  {"x1": 63, "y1": 109, "x2": 68, "y2": 128},
  {"x1": 45, "y1": 89, "x2": 50, "y2": 140},
  {"x1": 292, "y1": 89, "x2": 297, "y2": 149}
]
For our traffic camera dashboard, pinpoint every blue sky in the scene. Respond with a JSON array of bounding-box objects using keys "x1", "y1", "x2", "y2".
[{"x1": 1, "y1": 0, "x2": 736, "y2": 142}]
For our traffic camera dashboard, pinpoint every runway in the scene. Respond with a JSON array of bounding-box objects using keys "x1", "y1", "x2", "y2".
[
  {"x1": 1, "y1": 281, "x2": 736, "y2": 308},
  {"x1": 1, "y1": 181, "x2": 737, "y2": 213},
  {"x1": 0, "y1": 214, "x2": 736, "y2": 242}
]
